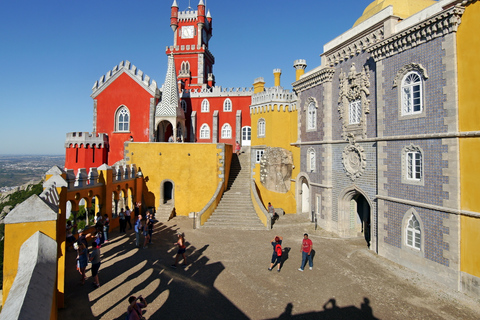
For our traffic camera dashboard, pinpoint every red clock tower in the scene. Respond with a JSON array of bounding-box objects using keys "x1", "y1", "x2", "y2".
[{"x1": 167, "y1": 0, "x2": 214, "y2": 90}]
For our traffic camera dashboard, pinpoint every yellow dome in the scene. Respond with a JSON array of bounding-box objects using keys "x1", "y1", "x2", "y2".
[{"x1": 353, "y1": 0, "x2": 437, "y2": 27}]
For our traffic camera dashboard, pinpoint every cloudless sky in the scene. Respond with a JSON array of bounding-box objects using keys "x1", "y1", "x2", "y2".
[{"x1": 0, "y1": 0, "x2": 370, "y2": 155}]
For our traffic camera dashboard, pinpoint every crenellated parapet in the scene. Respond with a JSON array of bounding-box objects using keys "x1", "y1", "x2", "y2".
[
  {"x1": 250, "y1": 86, "x2": 297, "y2": 114},
  {"x1": 91, "y1": 60, "x2": 158, "y2": 98},
  {"x1": 65, "y1": 132, "x2": 109, "y2": 148},
  {"x1": 183, "y1": 85, "x2": 254, "y2": 98},
  {"x1": 166, "y1": 44, "x2": 215, "y2": 62}
]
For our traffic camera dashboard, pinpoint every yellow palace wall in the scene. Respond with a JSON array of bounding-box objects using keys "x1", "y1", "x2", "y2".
[
  {"x1": 251, "y1": 105, "x2": 299, "y2": 214},
  {"x1": 457, "y1": 0, "x2": 480, "y2": 279},
  {"x1": 125, "y1": 142, "x2": 230, "y2": 216}
]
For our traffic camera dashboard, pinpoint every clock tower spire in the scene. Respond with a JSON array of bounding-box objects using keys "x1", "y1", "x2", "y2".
[{"x1": 166, "y1": 0, "x2": 215, "y2": 90}]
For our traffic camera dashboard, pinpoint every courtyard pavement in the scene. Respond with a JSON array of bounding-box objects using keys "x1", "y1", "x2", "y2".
[{"x1": 58, "y1": 214, "x2": 480, "y2": 320}]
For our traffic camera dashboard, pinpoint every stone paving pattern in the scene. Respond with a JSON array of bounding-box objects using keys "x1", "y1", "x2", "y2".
[{"x1": 59, "y1": 214, "x2": 480, "y2": 320}]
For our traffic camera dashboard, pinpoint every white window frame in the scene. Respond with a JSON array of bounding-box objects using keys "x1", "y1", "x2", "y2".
[
  {"x1": 116, "y1": 106, "x2": 130, "y2": 132},
  {"x1": 200, "y1": 124, "x2": 210, "y2": 139},
  {"x1": 221, "y1": 123, "x2": 232, "y2": 139},
  {"x1": 201, "y1": 99, "x2": 210, "y2": 113},
  {"x1": 255, "y1": 150, "x2": 264, "y2": 163},
  {"x1": 349, "y1": 100, "x2": 362, "y2": 125},
  {"x1": 223, "y1": 98, "x2": 232, "y2": 112},
  {"x1": 402, "y1": 71, "x2": 423, "y2": 116},
  {"x1": 307, "y1": 148, "x2": 316, "y2": 173},
  {"x1": 406, "y1": 151, "x2": 422, "y2": 181},
  {"x1": 406, "y1": 214, "x2": 421, "y2": 250},
  {"x1": 258, "y1": 118, "x2": 265, "y2": 137},
  {"x1": 307, "y1": 101, "x2": 317, "y2": 130}
]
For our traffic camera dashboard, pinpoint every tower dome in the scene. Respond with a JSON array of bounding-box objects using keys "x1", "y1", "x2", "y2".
[{"x1": 353, "y1": 0, "x2": 437, "y2": 27}]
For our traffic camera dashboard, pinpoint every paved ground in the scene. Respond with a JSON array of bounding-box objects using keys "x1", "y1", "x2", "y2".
[{"x1": 59, "y1": 214, "x2": 480, "y2": 320}]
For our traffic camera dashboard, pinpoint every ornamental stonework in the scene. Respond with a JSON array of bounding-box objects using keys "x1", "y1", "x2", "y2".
[
  {"x1": 259, "y1": 147, "x2": 293, "y2": 193},
  {"x1": 338, "y1": 63, "x2": 371, "y2": 139},
  {"x1": 342, "y1": 135, "x2": 367, "y2": 181}
]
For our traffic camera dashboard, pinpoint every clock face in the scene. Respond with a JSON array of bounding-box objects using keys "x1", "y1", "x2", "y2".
[{"x1": 181, "y1": 26, "x2": 194, "y2": 39}]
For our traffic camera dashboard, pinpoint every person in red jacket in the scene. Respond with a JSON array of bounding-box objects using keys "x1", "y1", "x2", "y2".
[{"x1": 298, "y1": 233, "x2": 313, "y2": 271}]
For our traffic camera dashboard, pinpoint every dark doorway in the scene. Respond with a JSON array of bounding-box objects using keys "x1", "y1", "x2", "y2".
[
  {"x1": 164, "y1": 181, "x2": 173, "y2": 204},
  {"x1": 355, "y1": 194, "x2": 371, "y2": 248}
]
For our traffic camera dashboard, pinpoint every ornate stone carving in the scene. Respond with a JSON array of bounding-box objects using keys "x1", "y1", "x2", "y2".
[
  {"x1": 342, "y1": 135, "x2": 367, "y2": 181},
  {"x1": 338, "y1": 63, "x2": 371, "y2": 139},
  {"x1": 368, "y1": 5, "x2": 465, "y2": 61},
  {"x1": 324, "y1": 28, "x2": 384, "y2": 67},
  {"x1": 259, "y1": 147, "x2": 293, "y2": 193},
  {"x1": 392, "y1": 63, "x2": 429, "y2": 88},
  {"x1": 292, "y1": 68, "x2": 335, "y2": 93}
]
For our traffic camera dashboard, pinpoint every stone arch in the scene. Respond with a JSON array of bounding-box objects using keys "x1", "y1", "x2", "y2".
[
  {"x1": 156, "y1": 120, "x2": 174, "y2": 142},
  {"x1": 337, "y1": 186, "x2": 373, "y2": 245},
  {"x1": 296, "y1": 173, "x2": 312, "y2": 220}
]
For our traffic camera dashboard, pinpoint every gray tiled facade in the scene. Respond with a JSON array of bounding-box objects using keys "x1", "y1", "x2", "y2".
[{"x1": 292, "y1": 2, "x2": 470, "y2": 294}]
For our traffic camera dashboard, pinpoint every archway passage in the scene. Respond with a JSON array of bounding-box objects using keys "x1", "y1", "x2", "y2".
[
  {"x1": 352, "y1": 193, "x2": 371, "y2": 248},
  {"x1": 157, "y1": 121, "x2": 173, "y2": 142},
  {"x1": 163, "y1": 181, "x2": 173, "y2": 204},
  {"x1": 301, "y1": 179, "x2": 310, "y2": 216}
]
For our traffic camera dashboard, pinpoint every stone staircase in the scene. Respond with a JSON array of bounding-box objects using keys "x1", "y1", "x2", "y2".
[
  {"x1": 203, "y1": 151, "x2": 265, "y2": 230},
  {"x1": 156, "y1": 200, "x2": 175, "y2": 222}
]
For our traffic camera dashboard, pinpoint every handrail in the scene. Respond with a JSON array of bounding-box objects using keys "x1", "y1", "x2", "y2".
[{"x1": 196, "y1": 181, "x2": 224, "y2": 228}]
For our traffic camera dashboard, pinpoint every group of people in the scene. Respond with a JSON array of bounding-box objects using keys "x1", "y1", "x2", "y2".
[
  {"x1": 75, "y1": 229, "x2": 102, "y2": 288},
  {"x1": 268, "y1": 233, "x2": 313, "y2": 272},
  {"x1": 134, "y1": 211, "x2": 155, "y2": 248}
]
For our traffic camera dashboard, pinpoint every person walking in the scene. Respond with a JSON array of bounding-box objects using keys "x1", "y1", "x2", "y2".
[
  {"x1": 89, "y1": 242, "x2": 101, "y2": 288},
  {"x1": 76, "y1": 242, "x2": 89, "y2": 285},
  {"x1": 298, "y1": 233, "x2": 313, "y2": 271},
  {"x1": 171, "y1": 232, "x2": 187, "y2": 268},
  {"x1": 127, "y1": 295, "x2": 147, "y2": 320},
  {"x1": 268, "y1": 236, "x2": 283, "y2": 272},
  {"x1": 125, "y1": 206, "x2": 132, "y2": 230},
  {"x1": 147, "y1": 211, "x2": 154, "y2": 244},
  {"x1": 119, "y1": 208, "x2": 126, "y2": 233},
  {"x1": 103, "y1": 214, "x2": 110, "y2": 242},
  {"x1": 134, "y1": 214, "x2": 143, "y2": 247}
]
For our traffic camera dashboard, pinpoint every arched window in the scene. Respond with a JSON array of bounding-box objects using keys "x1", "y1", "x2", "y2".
[
  {"x1": 180, "y1": 61, "x2": 190, "y2": 76},
  {"x1": 116, "y1": 106, "x2": 130, "y2": 132},
  {"x1": 181, "y1": 100, "x2": 187, "y2": 113},
  {"x1": 307, "y1": 101, "x2": 317, "y2": 130},
  {"x1": 221, "y1": 123, "x2": 232, "y2": 139},
  {"x1": 201, "y1": 99, "x2": 210, "y2": 112},
  {"x1": 406, "y1": 214, "x2": 421, "y2": 250},
  {"x1": 258, "y1": 118, "x2": 265, "y2": 137},
  {"x1": 402, "y1": 71, "x2": 423, "y2": 115},
  {"x1": 307, "y1": 148, "x2": 316, "y2": 172},
  {"x1": 223, "y1": 98, "x2": 232, "y2": 112},
  {"x1": 200, "y1": 124, "x2": 210, "y2": 139}
]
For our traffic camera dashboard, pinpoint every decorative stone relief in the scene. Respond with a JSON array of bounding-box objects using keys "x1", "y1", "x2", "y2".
[
  {"x1": 392, "y1": 63, "x2": 429, "y2": 88},
  {"x1": 338, "y1": 63, "x2": 371, "y2": 139},
  {"x1": 342, "y1": 134, "x2": 367, "y2": 181},
  {"x1": 259, "y1": 147, "x2": 293, "y2": 193}
]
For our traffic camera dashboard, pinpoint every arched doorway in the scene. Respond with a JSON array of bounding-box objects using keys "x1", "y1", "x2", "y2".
[
  {"x1": 160, "y1": 180, "x2": 174, "y2": 205},
  {"x1": 339, "y1": 187, "x2": 372, "y2": 247},
  {"x1": 241, "y1": 126, "x2": 251, "y2": 146},
  {"x1": 157, "y1": 120, "x2": 173, "y2": 142}
]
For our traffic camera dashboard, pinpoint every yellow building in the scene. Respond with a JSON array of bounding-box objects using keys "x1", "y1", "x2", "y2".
[
  {"x1": 457, "y1": 0, "x2": 480, "y2": 296},
  {"x1": 250, "y1": 67, "x2": 301, "y2": 214}
]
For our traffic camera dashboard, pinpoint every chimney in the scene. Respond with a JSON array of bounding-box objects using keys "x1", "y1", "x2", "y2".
[
  {"x1": 273, "y1": 69, "x2": 282, "y2": 87},
  {"x1": 253, "y1": 77, "x2": 265, "y2": 94}
]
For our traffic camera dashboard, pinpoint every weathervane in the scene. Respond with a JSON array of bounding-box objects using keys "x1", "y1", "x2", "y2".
[{"x1": 187, "y1": 0, "x2": 192, "y2": 10}]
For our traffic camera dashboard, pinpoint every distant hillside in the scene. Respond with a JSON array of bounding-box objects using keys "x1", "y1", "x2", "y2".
[{"x1": 0, "y1": 155, "x2": 64, "y2": 189}]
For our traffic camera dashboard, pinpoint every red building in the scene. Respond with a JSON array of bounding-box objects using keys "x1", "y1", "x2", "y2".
[{"x1": 65, "y1": 0, "x2": 252, "y2": 173}]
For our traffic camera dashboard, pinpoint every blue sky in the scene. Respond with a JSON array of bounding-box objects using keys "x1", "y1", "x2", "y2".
[{"x1": 0, "y1": 0, "x2": 369, "y2": 155}]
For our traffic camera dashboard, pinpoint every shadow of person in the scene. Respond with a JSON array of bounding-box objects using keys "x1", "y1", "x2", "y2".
[
  {"x1": 280, "y1": 247, "x2": 291, "y2": 269},
  {"x1": 310, "y1": 249, "x2": 316, "y2": 261},
  {"x1": 277, "y1": 302, "x2": 293, "y2": 320}
]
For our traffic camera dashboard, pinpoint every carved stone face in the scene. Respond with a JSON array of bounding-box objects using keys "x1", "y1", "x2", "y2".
[{"x1": 260, "y1": 147, "x2": 293, "y2": 193}]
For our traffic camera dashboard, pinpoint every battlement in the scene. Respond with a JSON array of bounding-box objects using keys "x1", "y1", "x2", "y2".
[
  {"x1": 250, "y1": 86, "x2": 297, "y2": 114},
  {"x1": 182, "y1": 86, "x2": 254, "y2": 98},
  {"x1": 65, "y1": 132, "x2": 109, "y2": 148},
  {"x1": 166, "y1": 44, "x2": 215, "y2": 61},
  {"x1": 178, "y1": 9, "x2": 198, "y2": 21},
  {"x1": 91, "y1": 60, "x2": 157, "y2": 97}
]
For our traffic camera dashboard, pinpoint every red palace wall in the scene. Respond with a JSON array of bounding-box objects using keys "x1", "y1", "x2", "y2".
[
  {"x1": 65, "y1": 143, "x2": 108, "y2": 174},
  {"x1": 191, "y1": 95, "x2": 251, "y2": 146},
  {"x1": 94, "y1": 72, "x2": 155, "y2": 165}
]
